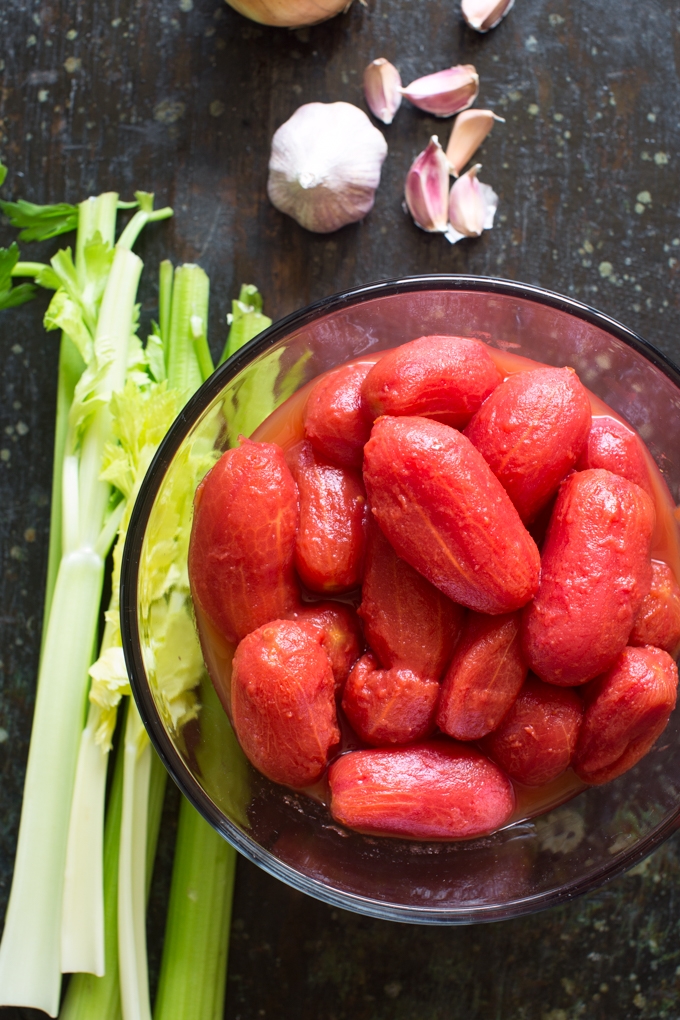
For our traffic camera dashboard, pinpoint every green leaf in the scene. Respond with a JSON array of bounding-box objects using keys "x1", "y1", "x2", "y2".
[
  {"x1": 0, "y1": 241, "x2": 20, "y2": 290},
  {"x1": 43, "y1": 289, "x2": 94, "y2": 363},
  {"x1": 50, "y1": 235, "x2": 114, "y2": 334},
  {"x1": 35, "y1": 266, "x2": 62, "y2": 290},
  {"x1": 0, "y1": 198, "x2": 78, "y2": 242},
  {"x1": 0, "y1": 281, "x2": 36, "y2": 309},
  {"x1": 0, "y1": 163, "x2": 7, "y2": 188},
  {"x1": 0, "y1": 243, "x2": 36, "y2": 310}
]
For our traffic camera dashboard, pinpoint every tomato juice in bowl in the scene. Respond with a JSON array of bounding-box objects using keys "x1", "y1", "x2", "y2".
[{"x1": 121, "y1": 276, "x2": 680, "y2": 924}]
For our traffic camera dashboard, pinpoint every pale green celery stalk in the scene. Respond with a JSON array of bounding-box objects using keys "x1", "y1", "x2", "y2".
[
  {"x1": 165, "y1": 263, "x2": 210, "y2": 400},
  {"x1": 60, "y1": 725, "x2": 167, "y2": 1020},
  {"x1": 158, "y1": 260, "x2": 173, "y2": 351},
  {"x1": 155, "y1": 679, "x2": 245, "y2": 1020},
  {"x1": 218, "y1": 283, "x2": 272, "y2": 365},
  {"x1": 119, "y1": 706, "x2": 153, "y2": 1020},
  {"x1": 153, "y1": 799, "x2": 236, "y2": 1020},
  {"x1": 0, "y1": 196, "x2": 145, "y2": 1015},
  {"x1": 59, "y1": 200, "x2": 174, "y2": 983},
  {"x1": 62, "y1": 377, "x2": 180, "y2": 978},
  {"x1": 41, "y1": 334, "x2": 85, "y2": 647},
  {"x1": 153, "y1": 287, "x2": 277, "y2": 1019},
  {"x1": 116, "y1": 261, "x2": 211, "y2": 1020}
]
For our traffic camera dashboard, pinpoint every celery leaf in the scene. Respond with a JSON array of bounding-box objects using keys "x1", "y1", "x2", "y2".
[
  {"x1": 0, "y1": 243, "x2": 36, "y2": 310},
  {"x1": 88, "y1": 647, "x2": 131, "y2": 751},
  {"x1": 43, "y1": 289, "x2": 94, "y2": 363},
  {"x1": 0, "y1": 198, "x2": 78, "y2": 241}
]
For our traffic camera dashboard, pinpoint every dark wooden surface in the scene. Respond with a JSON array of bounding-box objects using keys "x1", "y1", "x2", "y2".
[{"x1": 2, "y1": 0, "x2": 680, "y2": 1017}]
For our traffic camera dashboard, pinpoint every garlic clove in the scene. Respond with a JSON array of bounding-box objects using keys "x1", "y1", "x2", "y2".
[
  {"x1": 404, "y1": 136, "x2": 450, "y2": 233},
  {"x1": 267, "y1": 102, "x2": 388, "y2": 234},
  {"x1": 225, "y1": 0, "x2": 353, "y2": 29},
  {"x1": 445, "y1": 109, "x2": 505, "y2": 176},
  {"x1": 461, "y1": 0, "x2": 515, "y2": 33},
  {"x1": 448, "y1": 164, "x2": 499, "y2": 239},
  {"x1": 364, "y1": 58, "x2": 403, "y2": 125},
  {"x1": 400, "y1": 65, "x2": 479, "y2": 118}
]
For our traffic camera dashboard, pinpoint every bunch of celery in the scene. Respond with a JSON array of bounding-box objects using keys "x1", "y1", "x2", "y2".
[{"x1": 0, "y1": 177, "x2": 272, "y2": 1018}]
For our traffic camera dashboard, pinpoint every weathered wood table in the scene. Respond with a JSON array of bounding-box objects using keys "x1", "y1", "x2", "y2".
[{"x1": 2, "y1": 0, "x2": 680, "y2": 1016}]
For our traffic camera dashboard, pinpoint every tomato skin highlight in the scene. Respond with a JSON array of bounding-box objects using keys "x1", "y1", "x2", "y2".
[
  {"x1": 573, "y1": 645, "x2": 678, "y2": 785},
  {"x1": 289, "y1": 441, "x2": 367, "y2": 594},
  {"x1": 341, "y1": 653, "x2": 440, "y2": 746},
  {"x1": 359, "y1": 523, "x2": 463, "y2": 680},
  {"x1": 361, "y1": 334, "x2": 502, "y2": 428},
  {"x1": 481, "y1": 676, "x2": 583, "y2": 786},
  {"x1": 629, "y1": 560, "x2": 680, "y2": 655},
  {"x1": 576, "y1": 414, "x2": 653, "y2": 497},
  {"x1": 437, "y1": 611, "x2": 527, "y2": 741},
  {"x1": 522, "y1": 468, "x2": 655, "y2": 686},
  {"x1": 304, "y1": 361, "x2": 374, "y2": 469},
  {"x1": 363, "y1": 415, "x2": 541, "y2": 615},
  {"x1": 329, "y1": 741, "x2": 515, "y2": 839},
  {"x1": 231, "y1": 619, "x2": 340, "y2": 788},
  {"x1": 286, "y1": 601, "x2": 363, "y2": 689},
  {"x1": 188, "y1": 439, "x2": 300, "y2": 645},
  {"x1": 464, "y1": 366, "x2": 592, "y2": 523}
]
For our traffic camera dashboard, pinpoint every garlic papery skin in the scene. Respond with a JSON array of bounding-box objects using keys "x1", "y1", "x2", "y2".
[
  {"x1": 404, "y1": 136, "x2": 450, "y2": 234},
  {"x1": 225, "y1": 0, "x2": 352, "y2": 28},
  {"x1": 364, "y1": 58, "x2": 403, "y2": 125},
  {"x1": 267, "y1": 102, "x2": 388, "y2": 233},
  {"x1": 461, "y1": 0, "x2": 515, "y2": 32},
  {"x1": 448, "y1": 164, "x2": 499, "y2": 241},
  {"x1": 446, "y1": 109, "x2": 505, "y2": 176},
  {"x1": 400, "y1": 65, "x2": 479, "y2": 118}
]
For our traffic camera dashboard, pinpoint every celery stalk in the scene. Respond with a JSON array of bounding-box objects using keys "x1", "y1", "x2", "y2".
[
  {"x1": 219, "y1": 283, "x2": 272, "y2": 365},
  {"x1": 0, "y1": 549, "x2": 105, "y2": 1014},
  {"x1": 61, "y1": 380, "x2": 180, "y2": 978},
  {"x1": 42, "y1": 335, "x2": 85, "y2": 636},
  {"x1": 158, "y1": 260, "x2": 173, "y2": 353},
  {"x1": 60, "y1": 719, "x2": 126, "y2": 1020},
  {"x1": 115, "y1": 261, "x2": 212, "y2": 1019},
  {"x1": 61, "y1": 708, "x2": 109, "y2": 976},
  {"x1": 60, "y1": 718, "x2": 167, "y2": 1020},
  {"x1": 165, "y1": 264, "x2": 210, "y2": 400},
  {"x1": 0, "y1": 193, "x2": 155, "y2": 1014},
  {"x1": 118, "y1": 704, "x2": 153, "y2": 1020},
  {"x1": 153, "y1": 798, "x2": 236, "y2": 1020},
  {"x1": 152, "y1": 285, "x2": 275, "y2": 1019}
]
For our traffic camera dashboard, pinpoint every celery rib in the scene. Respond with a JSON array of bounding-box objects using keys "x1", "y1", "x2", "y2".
[
  {"x1": 0, "y1": 550, "x2": 105, "y2": 1015},
  {"x1": 154, "y1": 798, "x2": 237, "y2": 1020},
  {"x1": 118, "y1": 704, "x2": 153, "y2": 1020},
  {"x1": 0, "y1": 194, "x2": 146, "y2": 1012},
  {"x1": 60, "y1": 717, "x2": 167, "y2": 1020}
]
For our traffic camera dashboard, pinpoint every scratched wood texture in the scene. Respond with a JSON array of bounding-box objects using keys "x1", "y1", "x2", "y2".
[{"x1": 2, "y1": 0, "x2": 680, "y2": 1017}]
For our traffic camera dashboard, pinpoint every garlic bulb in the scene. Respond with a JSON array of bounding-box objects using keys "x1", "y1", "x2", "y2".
[
  {"x1": 446, "y1": 109, "x2": 505, "y2": 176},
  {"x1": 268, "y1": 102, "x2": 388, "y2": 233},
  {"x1": 225, "y1": 0, "x2": 351, "y2": 28},
  {"x1": 364, "y1": 58, "x2": 402, "y2": 125},
  {"x1": 461, "y1": 0, "x2": 515, "y2": 33}
]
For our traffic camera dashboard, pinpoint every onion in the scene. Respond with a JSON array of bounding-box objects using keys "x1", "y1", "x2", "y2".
[{"x1": 225, "y1": 0, "x2": 351, "y2": 28}]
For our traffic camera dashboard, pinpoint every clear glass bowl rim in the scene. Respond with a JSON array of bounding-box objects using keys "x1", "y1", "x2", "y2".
[{"x1": 120, "y1": 274, "x2": 680, "y2": 925}]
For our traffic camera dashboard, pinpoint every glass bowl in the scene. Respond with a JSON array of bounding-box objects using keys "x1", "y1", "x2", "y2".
[{"x1": 121, "y1": 275, "x2": 680, "y2": 925}]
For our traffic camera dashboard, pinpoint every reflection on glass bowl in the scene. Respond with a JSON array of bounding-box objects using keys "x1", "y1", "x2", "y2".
[{"x1": 121, "y1": 276, "x2": 680, "y2": 925}]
